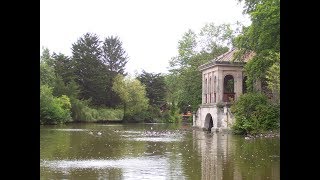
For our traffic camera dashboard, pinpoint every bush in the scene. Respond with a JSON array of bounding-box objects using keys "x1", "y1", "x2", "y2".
[
  {"x1": 231, "y1": 92, "x2": 279, "y2": 134},
  {"x1": 96, "y1": 108, "x2": 123, "y2": 120},
  {"x1": 70, "y1": 98, "x2": 123, "y2": 122},
  {"x1": 160, "y1": 103, "x2": 181, "y2": 123},
  {"x1": 40, "y1": 85, "x2": 72, "y2": 124}
]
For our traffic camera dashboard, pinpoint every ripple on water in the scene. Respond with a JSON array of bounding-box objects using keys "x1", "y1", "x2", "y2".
[
  {"x1": 52, "y1": 129, "x2": 88, "y2": 132},
  {"x1": 132, "y1": 137, "x2": 181, "y2": 142},
  {"x1": 41, "y1": 156, "x2": 177, "y2": 179}
]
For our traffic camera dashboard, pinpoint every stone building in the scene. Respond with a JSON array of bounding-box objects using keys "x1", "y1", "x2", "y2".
[{"x1": 193, "y1": 48, "x2": 255, "y2": 132}]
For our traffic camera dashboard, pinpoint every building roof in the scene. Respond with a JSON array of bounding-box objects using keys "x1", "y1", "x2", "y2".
[{"x1": 198, "y1": 48, "x2": 255, "y2": 71}]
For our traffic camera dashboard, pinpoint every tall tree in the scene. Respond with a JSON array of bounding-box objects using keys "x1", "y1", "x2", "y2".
[
  {"x1": 102, "y1": 35, "x2": 128, "y2": 76},
  {"x1": 234, "y1": 0, "x2": 280, "y2": 94},
  {"x1": 137, "y1": 70, "x2": 166, "y2": 107},
  {"x1": 71, "y1": 32, "x2": 108, "y2": 105},
  {"x1": 51, "y1": 52, "x2": 75, "y2": 84},
  {"x1": 101, "y1": 36, "x2": 128, "y2": 107},
  {"x1": 167, "y1": 23, "x2": 233, "y2": 112},
  {"x1": 40, "y1": 48, "x2": 55, "y2": 86}
]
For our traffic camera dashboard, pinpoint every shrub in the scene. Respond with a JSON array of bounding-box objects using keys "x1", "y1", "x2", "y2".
[
  {"x1": 231, "y1": 92, "x2": 279, "y2": 134},
  {"x1": 40, "y1": 85, "x2": 72, "y2": 124}
]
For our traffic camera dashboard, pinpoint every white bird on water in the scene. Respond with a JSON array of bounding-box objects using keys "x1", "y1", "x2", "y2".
[{"x1": 97, "y1": 132, "x2": 102, "y2": 136}]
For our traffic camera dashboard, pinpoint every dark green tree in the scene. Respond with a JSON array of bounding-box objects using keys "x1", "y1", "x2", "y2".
[
  {"x1": 71, "y1": 32, "x2": 108, "y2": 105},
  {"x1": 51, "y1": 52, "x2": 75, "y2": 84},
  {"x1": 137, "y1": 70, "x2": 166, "y2": 107},
  {"x1": 102, "y1": 36, "x2": 128, "y2": 76},
  {"x1": 101, "y1": 36, "x2": 128, "y2": 107}
]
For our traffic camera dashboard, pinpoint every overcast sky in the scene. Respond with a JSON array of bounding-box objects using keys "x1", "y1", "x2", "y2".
[{"x1": 40, "y1": 0, "x2": 250, "y2": 75}]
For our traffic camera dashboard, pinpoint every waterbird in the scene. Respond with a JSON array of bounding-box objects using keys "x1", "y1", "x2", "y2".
[{"x1": 97, "y1": 132, "x2": 102, "y2": 136}]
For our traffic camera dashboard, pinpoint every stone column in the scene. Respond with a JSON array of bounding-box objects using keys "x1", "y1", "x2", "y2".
[
  {"x1": 234, "y1": 72, "x2": 243, "y2": 100},
  {"x1": 217, "y1": 69, "x2": 224, "y2": 103}
]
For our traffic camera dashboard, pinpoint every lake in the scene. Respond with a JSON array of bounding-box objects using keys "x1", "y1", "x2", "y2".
[{"x1": 40, "y1": 123, "x2": 280, "y2": 179}]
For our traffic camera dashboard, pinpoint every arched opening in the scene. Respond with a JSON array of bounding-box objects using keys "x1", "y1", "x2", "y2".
[
  {"x1": 243, "y1": 76, "x2": 247, "y2": 94},
  {"x1": 204, "y1": 113, "x2": 214, "y2": 131},
  {"x1": 223, "y1": 75, "x2": 235, "y2": 102}
]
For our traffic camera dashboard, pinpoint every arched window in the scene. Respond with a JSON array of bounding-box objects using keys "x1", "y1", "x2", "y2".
[{"x1": 223, "y1": 75, "x2": 234, "y2": 102}]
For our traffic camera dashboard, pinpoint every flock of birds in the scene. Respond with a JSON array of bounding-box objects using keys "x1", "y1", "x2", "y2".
[{"x1": 88, "y1": 131, "x2": 102, "y2": 136}]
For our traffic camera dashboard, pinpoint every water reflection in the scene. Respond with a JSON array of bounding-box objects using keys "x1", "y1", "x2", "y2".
[
  {"x1": 40, "y1": 124, "x2": 279, "y2": 180},
  {"x1": 193, "y1": 130, "x2": 280, "y2": 180}
]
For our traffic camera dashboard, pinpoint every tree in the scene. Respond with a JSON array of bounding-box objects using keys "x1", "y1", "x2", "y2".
[
  {"x1": 101, "y1": 36, "x2": 128, "y2": 107},
  {"x1": 234, "y1": 0, "x2": 280, "y2": 95},
  {"x1": 199, "y1": 23, "x2": 234, "y2": 52},
  {"x1": 40, "y1": 48, "x2": 55, "y2": 86},
  {"x1": 102, "y1": 36, "x2": 128, "y2": 76},
  {"x1": 137, "y1": 70, "x2": 166, "y2": 107},
  {"x1": 52, "y1": 52, "x2": 75, "y2": 84},
  {"x1": 112, "y1": 75, "x2": 148, "y2": 122},
  {"x1": 266, "y1": 52, "x2": 280, "y2": 102},
  {"x1": 71, "y1": 32, "x2": 108, "y2": 105},
  {"x1": 167, "y1": 23, "x2": 233, "y2": 112}
]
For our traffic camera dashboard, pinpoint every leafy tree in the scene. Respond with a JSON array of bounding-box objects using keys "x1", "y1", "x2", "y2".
[
  {"x1": 199, "y1": 23, "x2": 234, "y2": 52},
  {"x1": 40, "y1": 48, "x2": 56, "y2": 86},
  {"x1": 137, "y1": 70, "x2": 166, "y2": 106},
  {"x1": 266, "y1": 52, "x2": 280, "y2": 102},
  {"x1": 167, "y1": 23, "x2": 233, "y2": 112},
  {"x1": 169, "y1": 29, "x2": 197, "y2": 70},
  {"x1": 112, "y1": 75, "x2": 149, "y2": 122},
  {"x1": 101, "y1": 35, "x2": 128, "y2": 107},
  {"x1": 71, "y1": 32, "x2": 108, "y2": 105},
  {"x1": 234, "y1": 0, "x2": 280, "y2": 94}
]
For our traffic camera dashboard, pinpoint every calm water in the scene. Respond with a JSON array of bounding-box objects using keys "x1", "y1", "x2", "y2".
[{"x1": 40, "y1": 123, "x2": 280, "y2": 180}]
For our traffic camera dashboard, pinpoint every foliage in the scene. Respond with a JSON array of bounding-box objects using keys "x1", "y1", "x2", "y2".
[
  {"x1": 167, "y1": 22, "x2": 234, "y2": 113},
  {"x1": 231, "y1": 92, "x2": 279, "y2": 134},
  {"x1": 234, "y1": 0, "x2": 280, "y2": 96},
  {"x1": 40, "y1": 61, "x2": 55, "y2": 86},
  {"x1": 244, "y1": 50, "x2": 277, "y2": 91},
  {"x1": 160, "y1": 102, "x2": 181, "y2": 123},
  {"x1": 112, "y1": 74, "x2": 149, "y2": 122},
  {"x1": 102, "y1": 35, "x2": 128, "y2": 76},
  {"x1": 96, "y1": 108, "x2": 124, "y2": 120},
  {"x1": 40, "y1": 85, "x2": 72, "y2": 124},
  {"x1": 71, "y1": 32, "x2": 109, "y2": 106},
  {"x1": 70, "y1": 98, "x2": 123, "y2": 121},
  {"x1": 137, "y1": 70, "x2": 167, "y2": 107},
  {"x1": 199, "y1": 23, "x2": 234, "y2": 52},
  {"x1": 102, "y1": 35, "x2": 128, "y2": 107},
  {"x1": 51, "y1": 52, "x2": 75, "y2": 84},
  {"x1": 266, "y1": 53, "x2": 280, "y2": 102},
  {"x1": 235, "y1": 0, "x2": 280, "y2": 53}
]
